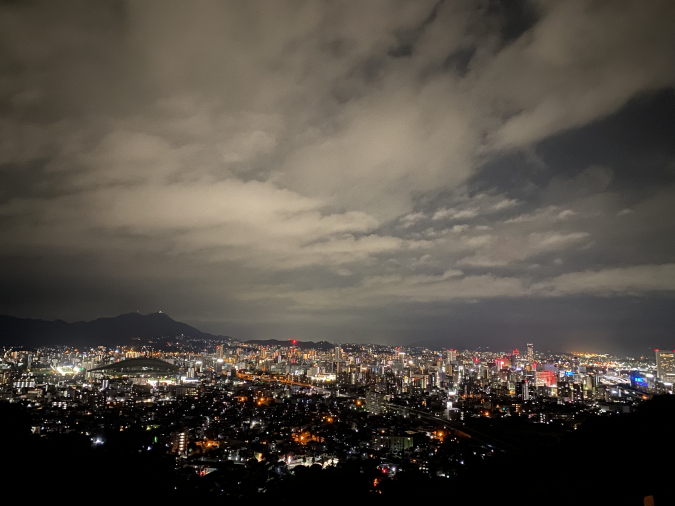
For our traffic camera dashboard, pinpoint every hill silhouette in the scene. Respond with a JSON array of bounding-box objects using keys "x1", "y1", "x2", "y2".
[{"x1": 0, "y1": 312, "x2": 233, "y2": 348}]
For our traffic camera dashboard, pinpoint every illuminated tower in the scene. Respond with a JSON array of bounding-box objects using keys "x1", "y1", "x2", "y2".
[
  {"x1": 655, "y1": 349, "x2": 675, "y2": 382},
  {"x1": 527, "y1": 344, "x2": 534, "y2": 368}
]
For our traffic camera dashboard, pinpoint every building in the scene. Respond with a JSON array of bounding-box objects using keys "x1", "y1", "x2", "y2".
[
  {"x1": 516, "y1": 379, "x2": 530, "y2": 400},
  {"x1": 527, "y1": 343, "x2": 534, "y2": 368},
  {"x1": 535, "y1": 370, "x2": 556, "y2": 388},
  {"x1": 522, "y1": 379, "x2": 530, "y2": 400},
  {"x1": 176, "y1": 385, "x2": 198, "y2": 398},
  {"x1": 170, "y1": 428, "x2": 189, "y2": 456},
  {"x1": 373, "y1": 434, "x2": 414, "y2": 453},
  {"x1": 655, "y1": 350, "x2": 675, "y2": 382},
  {"x1": 366, "y1": 385, "x2": 384, "y2": 415}
]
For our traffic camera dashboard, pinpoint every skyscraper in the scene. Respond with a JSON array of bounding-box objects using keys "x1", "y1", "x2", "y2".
[
  {"x1": 655, "y1": 349, "x2": 675, "y2": 382},
  {"x1": 527, "y1": 343, "x2": 534, "y2": 368}
]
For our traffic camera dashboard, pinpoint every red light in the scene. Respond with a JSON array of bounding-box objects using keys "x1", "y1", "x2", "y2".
[
  {"x1": 655, "y1": 349, "x2": 659, "y2": 352},
  {"x1": 292, "y1": 339, "x2": 297, "y2": 345}
]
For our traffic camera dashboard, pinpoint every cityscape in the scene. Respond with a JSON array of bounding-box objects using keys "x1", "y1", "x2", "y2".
[
  {"x1": 2, "y1": 1, "x2": 675, "y2": 504},
  {"x1": 2, "y1": 324, "x2": 674, "y2": 502}
]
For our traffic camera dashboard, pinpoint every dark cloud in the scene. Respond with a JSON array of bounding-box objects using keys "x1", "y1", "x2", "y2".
[{"x1": 1, "y1": 0, "x2": 674, "y2": 354}]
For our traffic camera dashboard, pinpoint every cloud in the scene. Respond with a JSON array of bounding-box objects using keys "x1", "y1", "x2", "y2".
[
  {"x1": 1, "y1": 1, "x2": 674, "y2": 349},
  {"x1": 486, "y1": 1, "x2": 675, "y2": 149},
  {"x1": 536, "y1": 264, "x2": 675, "y2": 296},
  {"x1": 399, "y1": 212, "x2": 426, "y2": 228},
  {"x1": 557, "y1": 209, "x2": 577, "y2": 220},
  {"x1": 433, "y1": 207, "x2": 480, "y2": 221},
  {"x1": 241, "y1": 263, "x2": 675, "y2": 312}
]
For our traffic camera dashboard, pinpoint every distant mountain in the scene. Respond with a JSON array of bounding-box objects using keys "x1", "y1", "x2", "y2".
[
  {"x1": 244, "y1": 339, "x2": 335, "y2": 351},
  {"x1": 0, "y1": 312, "x2": 233, "y2": 348}
]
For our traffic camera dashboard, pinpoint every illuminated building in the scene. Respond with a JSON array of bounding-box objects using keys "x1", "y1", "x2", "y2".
[
  {"x1": 516, "y1": 379, "x2": 530, "y2": 400},
  {"x1": 527, "y1": 343, "x2": 534, "y2": 368},
  {"x1": 176, "y1": 385, "x2": 198, "y2": 397},
  {"x1": 366, "y1": 384, "x2": 384, "y2": 415},
  {"x1": 170, "y1": 428, "x2": 189, "y2": 456},
  {"x1": 373, "y1": 434, "x2": 413, "y2": 452},
  {"x1": 655, "y1": 350, "x2": 675, "y2": 382},
  {"x1": 535, "y1": 370, "x2": 556, "y2": 387},
  {"x1": 573, "y1": 383, "x2": 583, "y2": 401}
]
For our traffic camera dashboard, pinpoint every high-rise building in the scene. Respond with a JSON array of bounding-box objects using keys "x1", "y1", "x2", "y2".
[
  {"x1": 170, "y1": 428, "x2": 189, "y2": 455},
  {"x1": 366, "y1": 385, "x2": 384, "y2": 415},
  {"x1": 511, "y1": 349, "x2": 519, "y2": 369},
  {"x1": 527, "y1": 343, "x2": 534, "y2": 367},
  {"x1": 335, "y1": 346, "x2": 342, "y2": 362},
  {"x1": 522, "y1": 379, "x2": 530, "y2": 401},
  {"x1": 447, "y1": 349, "x2": 457, "y2": 362},
  {"x1": 217, "y1": 345, "x2": 224, "y2": 360},
  {"x1": 655, "y1": 350, "x2": 675, "y2": 382}
]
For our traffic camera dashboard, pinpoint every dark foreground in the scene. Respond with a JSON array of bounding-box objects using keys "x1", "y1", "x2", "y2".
[{"x1": 3, "y1": 396, "x2": 673, "y2": 504}]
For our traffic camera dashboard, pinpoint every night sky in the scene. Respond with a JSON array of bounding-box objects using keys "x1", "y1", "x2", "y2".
[{"x1": 1, "y1": 1, "x2": 674, "y2": 354}]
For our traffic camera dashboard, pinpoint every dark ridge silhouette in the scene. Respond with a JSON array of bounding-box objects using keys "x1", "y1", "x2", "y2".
[{"x1": 0, "y1": 312, "x2": 233, "y2": 348}]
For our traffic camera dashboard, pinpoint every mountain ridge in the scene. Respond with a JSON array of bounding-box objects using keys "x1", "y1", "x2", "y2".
[{"x1": 0, "y1": 312, "x2": 233, "y2": 348}]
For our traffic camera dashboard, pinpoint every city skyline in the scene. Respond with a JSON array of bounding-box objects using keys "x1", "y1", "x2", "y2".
[
  {"x1": 2, "y1": 333, "x2": 673, "y2": 502},
  {"x1": 2, "y1": 1, "x2": 675, "y2": 354},
  {"x1": 0, "y1": 309, "x2": 671, "y2": 358}
]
